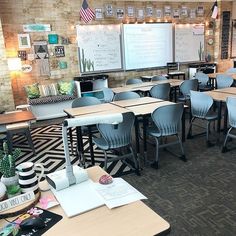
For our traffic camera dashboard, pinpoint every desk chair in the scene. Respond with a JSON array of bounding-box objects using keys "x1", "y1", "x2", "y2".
[
  {"x1": 152, "y1": 75, "x2": 168, "y2": 81},
  {"x1": 93, "y1": 112, "x2": 140, "y2": 175},
  {"x1": 126, "y1": 78, "x2": 143, "y2": 85},
  {"x1": 71, "y1": 97, "x2": 101, "y2": 165},
  {"x1": 113, "y1": 91, "x2": 141, "y2": 101},
  {"x1": 167, "y1": 62, "x2": 185, "y2": 80},
  {"x1": 178, "y1": 79, "x2": 198, "y2": 103},
  {"x1": 187, "y1": 91, "x2": 218, "y2": 147},
  {"x1": 147, "y1": 103, "x2": 186, "y2": 169},
  {"x1": 5, "y1": 110, "x2": 35, "y2": 154},
  {"x1": 222, "y1": 97, "x2": 236, "y2": 153},
  {"x1": 195, "y1": 72, "x2": 211, "y2": 91},
  {"x1": 150, "y1": 83, "x2": 170, "y2": 100},
  {"x1": 101, "y1": 87, "x2": 114, "y2": 103},
  {"x1": 216, "y1": 74, "x2": 234, "y2": 89}
]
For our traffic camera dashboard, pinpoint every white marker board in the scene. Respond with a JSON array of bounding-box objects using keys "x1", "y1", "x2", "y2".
[
  {"x1": 77, "y1": 24, "x2": 122, "y2": 73},
  {"x1": 175, "y1": 24, "x2": 205, "y2": 62},
  {"x1": 123, "y1": 23, "x2": 173, "y2": 70}
]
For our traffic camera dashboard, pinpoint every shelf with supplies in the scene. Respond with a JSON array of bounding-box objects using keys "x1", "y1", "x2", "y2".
[
  {"x1": 74, "y1": 74, "x2": 108, "y2": 99},
  {"x1": 188, "y1": 62, "x2": 217, "y2": 79}
]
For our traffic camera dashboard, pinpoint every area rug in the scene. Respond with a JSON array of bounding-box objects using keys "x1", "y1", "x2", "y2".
[{"x1": 13, "y1": 124, "x2": 135, "y2": 177}]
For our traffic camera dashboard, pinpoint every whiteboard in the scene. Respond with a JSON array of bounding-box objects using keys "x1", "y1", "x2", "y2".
[
  {"x1": 175, "y1": 24, "x2": 205, "y2": 62},
  {"x1": 77, "y1": 24, "x2": 122, "y2": 73},
  {"x1": 123, "y1": 23, "x2": 173, "y2": 70}
]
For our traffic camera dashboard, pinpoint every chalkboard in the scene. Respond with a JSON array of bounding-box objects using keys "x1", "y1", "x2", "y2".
[
  {"x1": 175, "y1": 24, "x2": 205, "y2": 62},
  {"x1": 76, "y1": 24, "x2": 122, "y2": 73},
  {"x1": 123, "y1": 23, "x2": 173, "y2": 70}
]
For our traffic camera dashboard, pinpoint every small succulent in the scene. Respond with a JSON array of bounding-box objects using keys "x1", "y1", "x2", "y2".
[{"x1": 0, "y1": 142, "x2": 21, "y2": 178}]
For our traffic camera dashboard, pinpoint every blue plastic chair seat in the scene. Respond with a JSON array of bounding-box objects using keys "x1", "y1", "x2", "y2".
[{"x1": 93, "y1": 137, "x2": 109, "y2": 150}]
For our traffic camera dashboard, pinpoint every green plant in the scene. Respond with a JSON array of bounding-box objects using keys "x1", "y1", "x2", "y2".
[{"x1": 0, "y1": 142, "x2": 21, "y2": 178}]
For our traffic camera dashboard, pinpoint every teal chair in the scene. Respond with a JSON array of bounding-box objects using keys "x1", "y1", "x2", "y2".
[
  {"x1": 152, "y1": 75, "x2": 168, "y2": 81},
  {"x1": 222, "y1": 97, "x2": 236, "y2": 153},
  {"x1": 150, "y1": 83, "x2": 170, "y2": 100},
  {"x1": 187, "y1": 90, "x2": 218, "y2": 147},
  {"x1": 216, "y1": 74, "x2": 233, "y2": 89},
  {"x1": 126, "y1": 78, "x2": 142, "y2": 85},
  {"x1": 113, "y1": 91, "x2": 140, "y2": 101},
  {"x1": 147, "y1": 103, "x2": 186, "y2": 169},
  {"x1": 93, "y1": 112, "x2": 140, "y2": 175}
]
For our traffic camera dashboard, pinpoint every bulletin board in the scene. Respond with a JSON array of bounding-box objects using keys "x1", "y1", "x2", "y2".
[
  {"x1": 175, "y1": 24, "x2": 205, "y2": 62},
  {"x1": 76, "y1": 24, "x2": 123, "y2": 74}
]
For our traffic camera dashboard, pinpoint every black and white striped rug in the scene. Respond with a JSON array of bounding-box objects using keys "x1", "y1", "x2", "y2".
[{"x1": 13, "y1": 124, "x2": 135, "y2": 177}]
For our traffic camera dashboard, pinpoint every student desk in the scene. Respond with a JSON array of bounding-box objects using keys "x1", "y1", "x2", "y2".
[
  {"x1": 112, "y1": 98, "x2": 186, "y2": 161},
  {"x1": 205, "y1": 89, "x2": 236, "y2": 134},
  {"x1": 37, "y1": 166, "x2": 170, "y2": 235},
  {"x1": 64, "y1": 104, "x2": 128, "y2": 166},
  {"x1": 112, "y1": 79, "x2": 183, "y2": 95},
  {"x1": 207, "y1": 73, "x2": 236, "y2": 89}
]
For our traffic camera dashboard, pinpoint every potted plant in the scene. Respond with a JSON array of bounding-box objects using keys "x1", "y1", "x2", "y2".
[{"x1": 0, "y1": 142, "x2": 21, "y2": 197}]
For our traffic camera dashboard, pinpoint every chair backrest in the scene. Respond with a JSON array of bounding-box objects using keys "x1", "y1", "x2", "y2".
[
  {"x1": 72, "y1": 97, "x2": 101, "y2": 108},
  {"x1": 226, "y1": 97, "x2": 236, "y2": 128},
  {"x1": 195, "y1": 72, "x2": 209, "y2": 86},
  {"x1": 151, "y1": 103, "x2": 183, "y2": 136},
  {"x1": 190, "y1": 90, "x2": 213, "y2": 118},
  {"x1": 152, "y1": 75, "x2": 168, "y2": 81},
  {"x1": 150, "y1": 83, "x2": 170, "y2": 100},
  {"x1": 126, "y1": 78, "x2": 143, "y2": 85},
  {"x1": 216, "y1": 74, "x2": 234, "y2": 89},
  {"x1": 97, "y1": 112, "x2": 135, "y2": 149},
  {"x1": 180, "y1": 79, "x2": 198, "y2": 97},
  {"x1": 226, "y1": 68, "x2": 236, "y2": 73},
  {"x1": 113, "y1": 91, "x2": 141, "y2": 101},
  {"x1": 101, "y1": 87, "x2": 114, "y2": 103},
  {"x1": 167, "y1": 62, "x2": 179, "y2": 73}
]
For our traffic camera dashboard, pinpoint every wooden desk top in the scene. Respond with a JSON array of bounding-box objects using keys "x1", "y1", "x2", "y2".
[
  {"x1": 205, "y1": 91, "x2": 236, "y2": 102},
  {"x1": 64, "y1": 103, "x2": 124, "y2": 117},
  {"x1": 111, "y1": 97, "x2": 163, "y2": 108},
  {"x1": 0, "y1": 111, "x2": 35, "y2": 125},
  {"x1": 127, "y1": 101, "x2": 175, "y2": 116},
  {"x1": 213, "y1": 87, "x2": 236, "y2": 95},
  {"x1": 112, "y1": 79, "x2": 183, "y2": 94},
  {"x1": 208, "y1": 73, "x2": 236, "y2": 80},
  {"x1": 0, "y1": 166, "x2": 170, "y2": 236}
]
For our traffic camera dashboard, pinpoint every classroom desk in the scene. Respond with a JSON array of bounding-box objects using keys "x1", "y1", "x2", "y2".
[
  {"x1": 207, "y1": 73, "x2": 236, "y2": 89},
  {"x1": 0, "y1": 166, "x2": 170, "y2": 236},
  {"x1": 205, "y1": 90, "x2": 236, "y2": 134},
  {"x1": 127, "y1": 101, "x2": 186, "y2": 159},
  {"x1": 112, "y1": 79, "x2": 183, "y2": 94},
  {"x1": 0, "y1": 111, "x2": 35, "y2": 125}
]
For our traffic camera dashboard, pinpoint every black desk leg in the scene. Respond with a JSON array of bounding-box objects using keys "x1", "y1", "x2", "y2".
[
  {"x1": 134, "y1": 117, "x2": 140, "y2": 158},
  {"x1": 217, "y1": 101, "x2": 222, "y2": 133},
  {"x1": 182, "y1": 109, "x2": 186, "y2": 142},
  {"x1": 143, "y1": 115, "x2": 148, "y2": 162},
  {"x1": 223, "y1": 106, "x2": 228, "y2": 135},
  {"x1": 88, "y1": 126, "x2": 95, "y2": 166}
]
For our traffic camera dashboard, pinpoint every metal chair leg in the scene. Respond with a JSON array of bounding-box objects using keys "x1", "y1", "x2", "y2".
[
  {"x1": 222, "y1": 128, "x2": 231, "y2": 153},
  {"x1": 151, "y1": 137, "x2": 159, "y2": 169}
]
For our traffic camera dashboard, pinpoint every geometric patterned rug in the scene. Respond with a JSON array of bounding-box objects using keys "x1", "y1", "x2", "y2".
[{"x1": 13, "y1": 124, "x2": 135, "y2": 178}]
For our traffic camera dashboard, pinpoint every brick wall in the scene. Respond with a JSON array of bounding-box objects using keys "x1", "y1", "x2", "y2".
[{"x1": 0, "y1": 1, "x2": 233, "y2": 107}]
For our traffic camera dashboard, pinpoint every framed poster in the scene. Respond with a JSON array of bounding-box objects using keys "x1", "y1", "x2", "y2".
[
  {"x1": 156, "y1": 9, "x2": 163, "y2": 19},
  {"x1": 95, "y1": 8, "x2": 103, "y2": 19},
  {"x1": 164, "y1": 6, "x2": 172, "y2": 17},
  {"x1": 116, "y1": 8, "x2": 124, "y2": 19},
  {"x1": 105, "y1": 4, "x2": 113, "y2": 17},
  {"x1": 127, "y1": 6, "x2": 135, "y2": 18},
  {"x1": 146, "y1": 7, "x2": 153, "y2": 17},
  {"x1": 18, "y1": 34, "x2": 31, "y2": 49},
  {"x1": 137, "y1": 8, "x2": 144, "y2": 20}
]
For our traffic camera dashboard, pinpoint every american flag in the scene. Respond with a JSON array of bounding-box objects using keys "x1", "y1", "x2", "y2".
[{"x1": 80, "y1": 0, "x2": 95, "y2": 23}]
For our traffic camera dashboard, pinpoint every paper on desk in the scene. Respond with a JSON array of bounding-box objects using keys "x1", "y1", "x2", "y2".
[{"x1": 93, "y1": 178, "x2": 147, "y2": 209}]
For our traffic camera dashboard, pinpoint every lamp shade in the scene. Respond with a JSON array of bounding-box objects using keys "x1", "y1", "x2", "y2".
[{"x1": 7, "y1": 58, "x2": 22, "y2": 71}]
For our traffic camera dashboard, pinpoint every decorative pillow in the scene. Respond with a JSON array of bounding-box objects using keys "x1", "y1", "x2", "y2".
[
  {"x1": 25, "y1": 83, "x2": 40, "y2": 99},
  {"x1": 57, "y1": 81, "x2": 75, "y2": 95},
  {"x1": 38, "y1": 83, "x2": 58, "y2": 97}
]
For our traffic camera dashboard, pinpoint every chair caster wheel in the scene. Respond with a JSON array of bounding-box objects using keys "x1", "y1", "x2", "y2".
[
  {"x1": 150, "y1": 162, "x2": 159, "y2": 169},
  {"x1": 135, "y1": 169, "x2": 141, "y2": 176},
  {"x1": 179, "y1": 155, "x2": 187, "y2": 162},
  {"x1": 221, "y1": 146, "x2": 229, "y2": 153}
]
